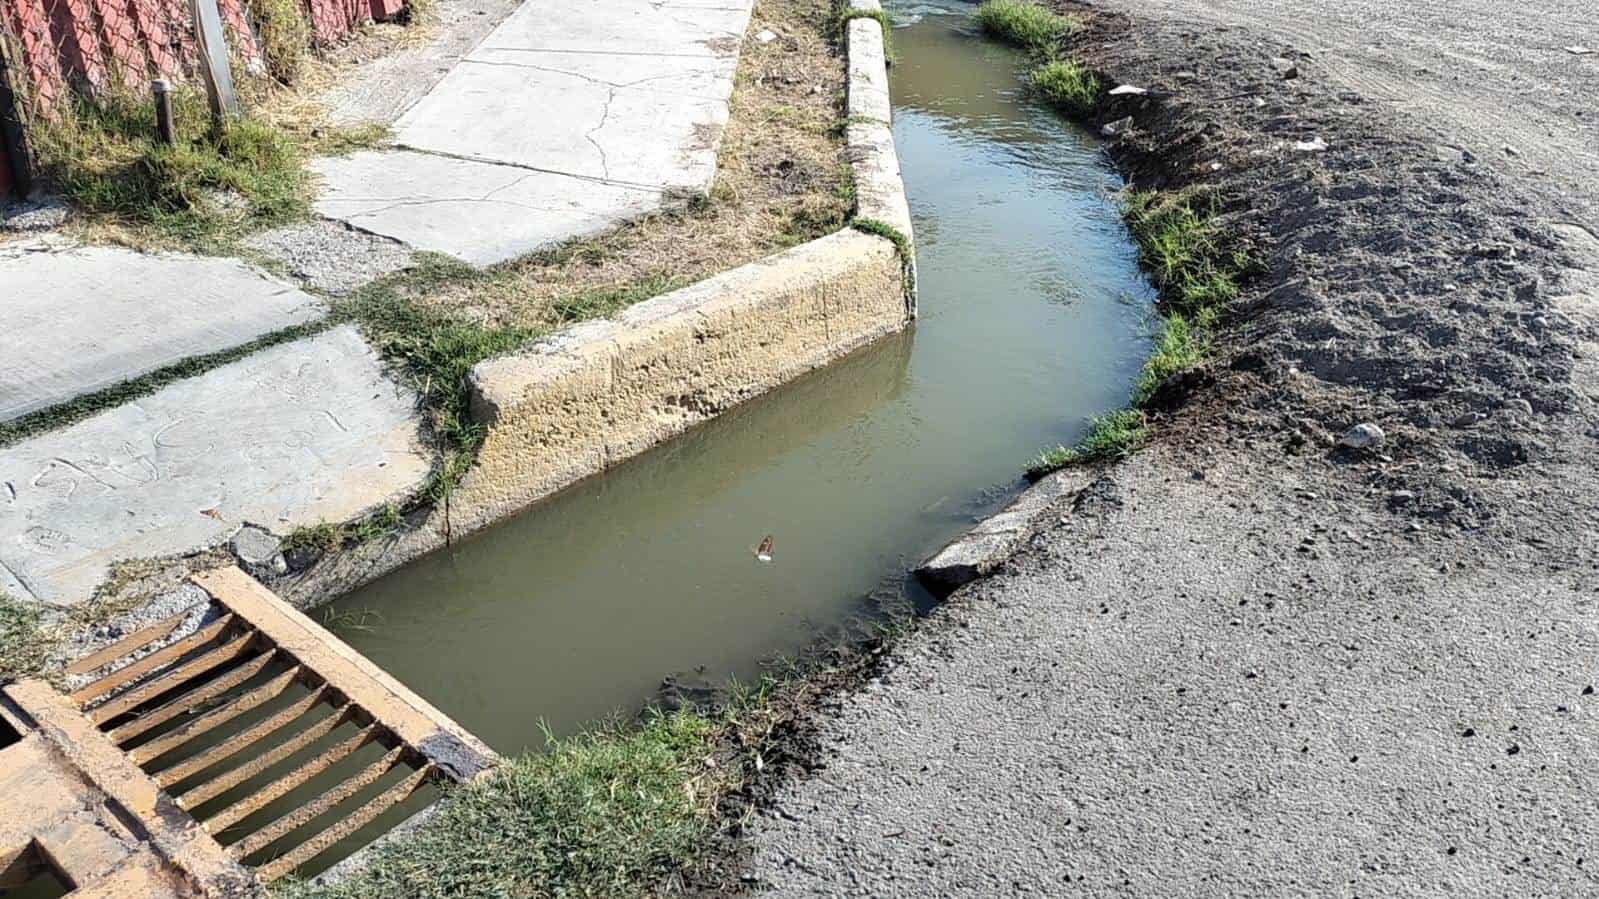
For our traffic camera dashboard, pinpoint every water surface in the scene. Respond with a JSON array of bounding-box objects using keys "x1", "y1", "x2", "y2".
[{"x1": 328, "y1": 9, "x2": 1154, "y2": 750}]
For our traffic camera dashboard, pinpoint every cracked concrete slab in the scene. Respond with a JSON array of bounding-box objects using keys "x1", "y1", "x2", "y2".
[
  {"x1": 312, "y1": 149, "x2": 661, "y2": 266},
  {"x1": 0, "y1": 325, "x2": 430, "y2": 606},
  {"x1": 314, "y1": 0, "x2": 753, "y2": 264},
  {"x1": 0, "y1": 241, "x2": 324, "y2": 424},
  {"x1": 394, "y1": 56, "x2": 733, "y2": 188}
]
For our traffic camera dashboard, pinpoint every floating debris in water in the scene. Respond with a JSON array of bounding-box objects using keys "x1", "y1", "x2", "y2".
[{"x1": 755, "y1": 535, "x2": 775, "y2": 562}]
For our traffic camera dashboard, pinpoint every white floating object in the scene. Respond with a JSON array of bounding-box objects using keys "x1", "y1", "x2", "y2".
[{"x1": 1108, "y1": 84, "x2": 1147, "y2": 96}]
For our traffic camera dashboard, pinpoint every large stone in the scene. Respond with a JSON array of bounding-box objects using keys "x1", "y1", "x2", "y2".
[
  {"x1": 0, "y1": 241, "x2": 323, "y2": 423},
  {"x1": 916, "y1": 470, "x2": 1086, "y2": 597},
  {"x1": 0, "y1": 326, "x2": 429, "y2": 606},
  {"x1": 311, "y1": 150, "x2": 661, "y2": 266}
]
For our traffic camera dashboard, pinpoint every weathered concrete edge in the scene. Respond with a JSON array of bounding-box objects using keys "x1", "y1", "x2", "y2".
[
  {"x1": 915, "y1": 469, "x2": 1091, "y2": 598},
  {"x1": 269, "y1": 6, "x2": 917, "y2": 608}
]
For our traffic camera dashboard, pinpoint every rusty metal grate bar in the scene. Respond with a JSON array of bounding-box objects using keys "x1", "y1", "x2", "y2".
[
  {"x1": 107, "y1": 650, "x2": 279, "y2": 745},
  {"x1": 70, "y1": 614, "x2": 237, "y2": 706},
  {"x1": 128, "y1": 666, "x2": 302, "y2": 766},
  {"x1": 176, "y1": 705, "x2": 352, "y2": 811},
  {"x1": 60, "y1": 566, "x2": 498, "y2": 887},
  {"x1": 254, "y1": 764, "x2": 437, "y2": 885},
  {"x1": 204, "y1": 726, "x2": 380, "y2": 834}
]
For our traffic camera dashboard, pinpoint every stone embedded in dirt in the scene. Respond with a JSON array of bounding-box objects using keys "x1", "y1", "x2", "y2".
[
  {"x1": 1566, "y1": 46, "x2": 1594, "y2": 56},
  {"x1": 1108, "y1": 84, "x2": 1147, "y2": 96},
  {"x1": 232, "y1": 526, "x2": 288, "y2": 576},
  {"x1": 1294, "y1": 137, "x2": 1328, "y2": 152},
  {"x1": 1462, "y1": 149, "x2": 1478, "y2": 164},
  {"x1": 1101, "y1": 116, "x2": 1135, "y2": 137},
  {"x1": 757, "y1": 28, "x2": 778, "y2": 43},
  {"x1": 1504, "y1": 145, "x2": 1521, "y2": 157},
  {"x1": 1271, "y1": 57, "x2": 1300, "y2": 79},
  {"x1": 1452, "y1": 411, "x2": 1487, "y2": 428},
  {"x1": 1, "y1": 198, "x2": 70, "y2": 232},
  {"x1": 1339, "y1": 422, "x2": 1386, "y2": 449}
]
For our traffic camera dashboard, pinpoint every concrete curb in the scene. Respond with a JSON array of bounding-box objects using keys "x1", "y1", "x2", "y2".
[
  {"x1": 273, "y1": 6, "x2": 916, "y2": 607},
  {"x1": 914, "y1": 469, "x2": 1089, "y2": 598}
]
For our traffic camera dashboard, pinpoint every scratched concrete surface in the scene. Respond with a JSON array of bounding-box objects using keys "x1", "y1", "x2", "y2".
[
  {"x1": 0, "y1": 326, "x2": 430, "y2": 607},
  {"x1": 0, "y1": 241, "x2": 323, "y2": 424},
  {"x1": 312, "y1": 0, "x2": 753, "y2": 265}
]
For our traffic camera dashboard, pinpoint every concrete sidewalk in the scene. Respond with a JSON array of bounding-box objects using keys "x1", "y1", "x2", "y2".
[
  {"x1": 0, "y1": 0, "x2": 766, "y2": 607},
  {"x1": 313, "y1": 0, "x2": 756, "y2": 265}
]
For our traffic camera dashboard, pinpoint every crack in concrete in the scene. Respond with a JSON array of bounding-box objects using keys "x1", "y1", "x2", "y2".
[
  {"x1": 384, "y1": 144, "x2": 671, "y2": 194},
  {"x1": 586, "y1": 88, "x2": 617, "y2": 181}
]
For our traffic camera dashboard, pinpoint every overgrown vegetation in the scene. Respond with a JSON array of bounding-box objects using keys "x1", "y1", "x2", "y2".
[
  {"x1": 0, "y1": 592, "x2": 51, "y2": 685},
  {"x1": 35, "y1": 88, "x2": 310, "y2": 247},
  {"x1": 277, "y1": 711, "x2": 728, "y2": 899},
  {"x1": 974, "y1": 0, "x2": 1100, "y2": 117},
  {"x1": 1027, "y1": 409, "x2": 1148, "y2": 479},
  {"x1": 1028, "y1": 189, "x2": 1247, "y2": 477},
  {"x1": 974, "y1": 0, "x2": 1077, "y2": 55},
  {"x1": 247, "y1": 0, "x2": 313, "y2": 84},
  {"x1": 281, "y1": 504, "x2": 405, "y2": 556},
  {"x1": 1032, "y1": 58, "x2": 1099, "y2": 118}
]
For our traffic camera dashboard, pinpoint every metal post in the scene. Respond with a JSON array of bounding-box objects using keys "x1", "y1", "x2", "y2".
[
  {"x1": 152, "y1": 78, "x2": 176, "y2": 144},
  {"x1": 187, "y1": 0, "x2": 239, "y2": 125}
]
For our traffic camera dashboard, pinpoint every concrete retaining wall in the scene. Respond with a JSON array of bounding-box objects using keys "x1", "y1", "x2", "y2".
[{"x1": 272, "y1": 4, "x2": 914, "y2": 605}]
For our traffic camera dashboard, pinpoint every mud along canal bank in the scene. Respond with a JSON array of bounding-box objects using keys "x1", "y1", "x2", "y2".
[{"x1": 748, "y1": 1, "x2": 1599, "y2": 896}]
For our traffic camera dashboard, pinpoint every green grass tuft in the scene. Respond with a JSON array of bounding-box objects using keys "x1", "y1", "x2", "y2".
[
  {"x1": 973, "y1": 0, "x2": 1078, "y2": 55},
  {"x1": 1122, "y1": 189, "x2": 1243, "y2": 319},
  {"x1": 36, "y1": 88, "x2": 310, "y2": 243},
  {"x1": 1027, "y1": 409, "x2": 1148, "y2": 479},
  {"x1": 274, "y1": 711, "x2": 726, "y2": 899},
  {"x1": 1031, "y1": 58, "x2": 1100, "y2": 118},
  {"x1": 246, "y1": 0, "x2": 312, "y2": 84},
  {"x1": 0, "y1": 592, "x2": 51, "y2": 685},
  {"x1": 1131, "y1": 313, "x2": 1206, "y2": 406}
]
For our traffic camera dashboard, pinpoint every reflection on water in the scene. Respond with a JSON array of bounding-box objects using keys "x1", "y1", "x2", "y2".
[{"x1": 327, "y1": 10, "x2": 1154, "y2": 751}]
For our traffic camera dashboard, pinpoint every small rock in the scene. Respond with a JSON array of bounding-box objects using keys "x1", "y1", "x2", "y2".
[
  {"x1": 1505, "y1": 398, "x2": 1534, "y2": 415},
  {"x1": 1339, "y1": 422, "x2": 1386, "y2": 449},
  {"x1": 1567, "y1": 46, "x2": 1594, "y2": 56},
  {"x1": 756, "y1": 28, "x2": 777, "y2": 43},
  {"x1": 1, "y1": 197, "x2": 70, "y2": 232},
  {"x1": 1271, "y1": 57, "x2": 1299, "y2": 79},
  {"x1": 232, "y1": 525, "x2": 288, "y2": 576},
  {"x1": 1100, "y1": 116, "x2": 1135, "y2": 137},
  {"x1": 1294, "y1": 137, "x2": 1328, "y2": 152},
  {"x1": 1108, "y1": 84, "x2": 1147, "y2": 96},
  {"x1": 1503, "y1": 145, "x2": 1521, "y2": 157},
  {"x1": 1452, "y1": 411, "x2": 1486, "y2": 428},
  {"x1": 1462, "y1": 149, "x2": 1477, "y2": 164},
  {"x1": 1388, "y1": 490, "x2": 1416, "y2": 504}
]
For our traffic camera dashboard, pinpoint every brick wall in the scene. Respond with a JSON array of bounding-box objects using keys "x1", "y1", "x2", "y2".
[{"x1": 0, "y1": 0, "x2": 403, "y2": 119}]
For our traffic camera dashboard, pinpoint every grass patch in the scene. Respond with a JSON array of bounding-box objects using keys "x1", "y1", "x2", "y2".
[
  {"x1": 1131, "y1": 312, "x2": 1206, "y2": 406},
  {"x1": 1122, "y1": 189, "x2": 1245, "y2": 319},
  {"x1": 974, "y1": 0, "x2": 1078, "y2": 55},
  {"x1": 1031, "y1": 58, "x2": 1100, "y2": 118},
  {"x1": 1027, "y1": 409, "x2": 1148, "y2": 479},
  {"x1": 247, "y1": 0, "x2": 313, "y2": 84},
  {"x1": 0, "y1": 593, "x2": 51, "y2": 685},
  {"x1": 282, "y1": 504, "x2": 406, "y2": 555},
  {"x1": 276, "y1": 710, "x2": 730, "y2": 899},
  {"x1": 35, "y1": 88, "x2": 310, "y2": 247}
]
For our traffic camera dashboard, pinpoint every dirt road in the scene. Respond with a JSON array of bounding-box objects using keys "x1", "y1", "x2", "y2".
[{"x1": 745, "y1": 1, "x2": 1599, "y2": 895}]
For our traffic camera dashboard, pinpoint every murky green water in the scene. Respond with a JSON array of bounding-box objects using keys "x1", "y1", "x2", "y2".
[{"x1": 327, "y1": 8, "x2": 1154, "y2": 752}]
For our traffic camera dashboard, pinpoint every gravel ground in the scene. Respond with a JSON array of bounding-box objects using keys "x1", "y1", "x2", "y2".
[{"x1": 746, "y1": 1, "x2": 1599, "y2": 895}]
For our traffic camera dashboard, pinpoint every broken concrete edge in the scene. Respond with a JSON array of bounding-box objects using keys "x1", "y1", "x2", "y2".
[
  {"x1": 191, "y1": 566, "x2": 499, "y2": 780},
  {"x1": 914, "y1": 469, "x2": 1091, "y2": 599},
  {"x1": 301, "y1": 797, "x2": 444, "y2": 891},
  {"x1": 1, "y1": 679, "x2": 256, "y2": 898}
]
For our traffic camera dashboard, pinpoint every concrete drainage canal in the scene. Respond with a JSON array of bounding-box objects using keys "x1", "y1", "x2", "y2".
[
  {"x1": 0, "y1": 7, "x2": 1159, "y2": 893},
  {"x1": 325, "y1": 3, "x2": 1155, "y2": 748}
]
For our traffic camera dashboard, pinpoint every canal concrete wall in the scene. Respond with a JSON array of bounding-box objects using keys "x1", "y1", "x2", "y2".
[{"x1": 270, "y1": 5, "x2": 913, "y2": 607}]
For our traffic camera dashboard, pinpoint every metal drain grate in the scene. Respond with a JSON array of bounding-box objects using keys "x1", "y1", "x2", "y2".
[{"x1": 63, "y1": 567, "x2": 496, "y2": 884}]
